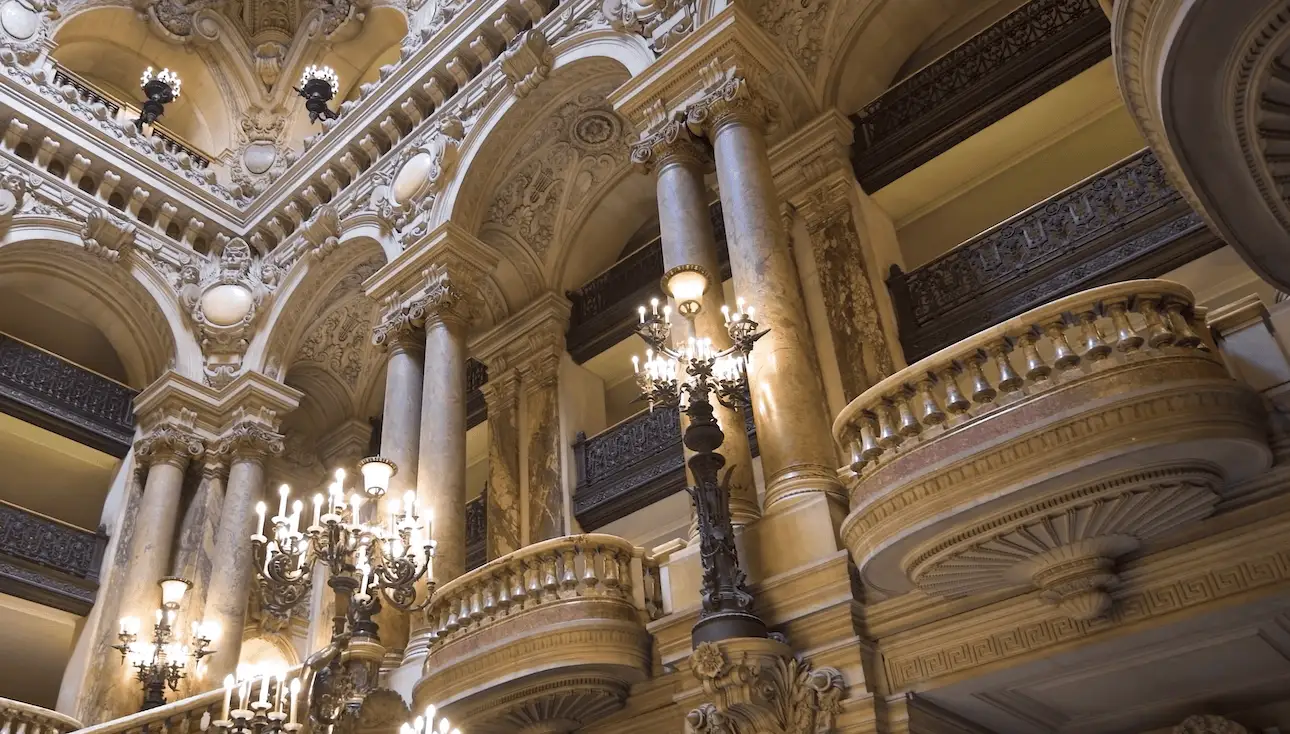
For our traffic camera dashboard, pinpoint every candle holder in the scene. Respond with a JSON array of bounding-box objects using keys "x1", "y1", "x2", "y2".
[
  {"x1": 135, "y1": 67, "x2": 180, "y2": 130},
  {"x1": 113, "y1": 577, "x2": 217, "y2": 710},
  {"x1": 401, "y1": 704, "x2": 462, "y2": 734},
  {"x1": 295, "y1": 65, "x2": 340, "y2": 123},
  {"x1": 632, "y1": 270, "x2": 769, "y2": 646},
  {"x1": 215, "y1": 675, "x2": 303, "y2": 734}
]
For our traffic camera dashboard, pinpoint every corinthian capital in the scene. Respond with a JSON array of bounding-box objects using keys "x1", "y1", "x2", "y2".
[
  {"x1": 630, "y1": 114, "x2": 712, "y2": 173},
  {"x1": 410, "y1": 262, "x2": 474, "y2": 329},
  {"x1": 685, "y1": 65, "x2": 773, "y2": 138},
  {"x1": 215, "y1": 420, "x2": 286, "y2": 462},
  {"x1": 135, "y1": 426, "x2": 205, "y2": 468},
  {"x1": 686, "y1": 639, "x2": 845, "y2": 734},
  {"x1": 372, "y1": 300, "x2": 426, "y2": 352}
]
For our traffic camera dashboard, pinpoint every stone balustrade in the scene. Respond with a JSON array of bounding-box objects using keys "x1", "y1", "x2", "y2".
[
  {"x1": 415, "y1": 534, "x2": 659, "y2": 734},
  {"x1": 833, "y1": 280, "x2": 1271, "y2": 620},
  {"x1": 0, "y1": 698, "x2": 80, "y2": 734}
]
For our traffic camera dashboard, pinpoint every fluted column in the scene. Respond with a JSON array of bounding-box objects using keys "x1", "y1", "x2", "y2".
[
  {"x1": 202, "y1": 420, "x2": 283, "y2": 682},
  {"x1": 480, "y1": 368, "x2": 522, "y2": 559},
  {"x1": 633, "y1": 123, "x2": 760, "y2": 527},
  {"x1": 688, "y1": 76, "x2": 844, "y2": 512},
  {"x1": 521, "y1": 352, "x2": 564, "y2": 542}
]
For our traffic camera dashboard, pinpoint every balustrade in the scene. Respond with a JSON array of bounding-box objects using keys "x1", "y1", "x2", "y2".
[
  {"x1": 0, "y1": 698, "x2": 80, "y2": 734},
  {"x1": 0, "y1": 500, "x2": 107, "y2": 615}
]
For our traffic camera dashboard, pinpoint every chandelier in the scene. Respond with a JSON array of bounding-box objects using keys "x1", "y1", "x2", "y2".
[
  {"x1": 297, "y1": 65, "x2": 340, "y2": 123},
  {"x1": 215, "y1": 673, "x2": 303, "y2": 734},
  {"x1": 631, "y1": 265, "x2": 769, "y2": 645},
  {"x1": 135, "y1": 66, "x2": 181, "y2": 130},
  {"x1": 401, "y1": 704, "x2": 461, "y2": 734},
  {"x1": 113, "y1": 577, "x2": 217, "y2": 710}
]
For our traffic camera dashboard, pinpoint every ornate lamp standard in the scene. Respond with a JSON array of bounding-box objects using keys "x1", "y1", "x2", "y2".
[
  {"x1": 632, "y1": 265, "x2": 769, "y2": 645},
  {"x1": 252, "y1": 457, "x2": 434, "y2": 726},
  {"x1": 113, "y1": 577, "x2": 217, "y2": 710},
  {"x1": 296, "y1": 65, "x2": 340, "y2": 123},
  {"x1": 135, "y1": 67, "x2": 181, "y2": 130}
]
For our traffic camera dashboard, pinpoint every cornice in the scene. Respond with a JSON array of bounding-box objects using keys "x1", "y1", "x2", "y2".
[
  {"x1": 362, "y1": 220, "x2": 501, "y2": 304},
  {"x1": 469, "y1": 290, "x2": 572, "y2": 367},
  {"x1": 133, "y1": 369, "x2": 302, "y2": 440}
]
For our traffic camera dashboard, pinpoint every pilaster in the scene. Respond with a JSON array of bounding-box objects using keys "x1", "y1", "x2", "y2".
[{"x1": 478, "y1": 368, "x2": 522, "y2": 559}]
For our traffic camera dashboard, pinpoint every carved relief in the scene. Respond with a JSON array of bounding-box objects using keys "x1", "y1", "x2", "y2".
[
  {"x1": 686, "y1": 640, "x2": 845, "y2": 734},
  {"x1": 383, "y1": 115, "x2": 465, "y2": 240},
  {"x1": 1174, "y1": 716, "x2": 1249, "y2": 734},
  {"x1": 0, "y1": 169, "x2": 26, "y2": 234},
  {"x1": 0, "y1": 0, "x2": 57, "y2": 68},
  {"x1": 80, "y1": 207, "x2": 138, "y2": 262},
  {"x1": 755, "y1": 0, "x2": 828, "y2": 76},
  {"x1": 499, "y1": 30, "x2": 554, "y2": 98},
  {"x1": 602, "y1": 0, "x2": 694, "y2": 52}
]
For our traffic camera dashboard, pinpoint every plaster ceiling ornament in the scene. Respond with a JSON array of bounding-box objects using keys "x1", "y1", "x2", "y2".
[
  {"x1": 230, "y1": 111, "x2": 295, "y2": 199},
  {"x1": 80, "y1": 206, "x2": 138, "y2": 262},
  {"x1": 0, "y1": 0, "x2": 56, "y2": 67},
  {"x1": 1173, "y1": 716, "x2": 1249, "y2": 734},
  {"x1": 382, "y1": 115, "x2": 465, "y2": 238},
  {"x1": 685, "y1": 639, "x2": 845, "y2": 734},
  {"x1": 177, "y1": 237, "x2": 282, "y2": 387},
  {"x1": 754, "y1": 0, "x2": 827, "y2": 77},
  {"x1": 499, "y1": 29, "x2": 554, "y2": 98}
]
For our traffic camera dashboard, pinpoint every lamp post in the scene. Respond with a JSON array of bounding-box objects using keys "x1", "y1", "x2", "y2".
[
  {"x1": 632, "y1": 265, "x2": 769, "y2": 646},
  {"x1": 135, "y1": 67, "x2": 181, "y2": 130},
  {"x1": 295, "y1": 65, "x2": 340, "y2": 123},
  {"x1": 113, "y1": 577, "x2": 217, "y2": 710},
  {"x1": 251, "y1": 457, "x2": 434, "y2": 726}
]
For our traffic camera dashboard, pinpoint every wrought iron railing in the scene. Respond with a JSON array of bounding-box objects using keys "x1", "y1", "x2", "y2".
[
  {"x1": 465, "y1": 490, "x2": 485, "y2": 571},
  {"x1": 0, "y1": 332, "x2": 137, "y2": 457},
  {"x1": 886, "y1": 149, "x2": 1221, "y2": 361},
  {"x1": 573, "y1": 403, "x2": 756, "y2": 531},
  {"x1": 851, "y1": 0, "x2": 1110, "y2": 191},
  {"x1": 0, "y1": 501, "x2": 107, "y2": 615}
]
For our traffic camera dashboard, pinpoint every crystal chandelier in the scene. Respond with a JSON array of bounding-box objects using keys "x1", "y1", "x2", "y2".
[
  {"x1": 296, "y1": 65, "x2": 340, "y2": 123},
  {"x1": 113, "y1": 577, "x2": 217, "y2": 710},
  {"x1": 631, "y1": 265, "x2": 769, "y2": 645},
  {"x1": 135, "y1": 67, "x2": 181, "y2": 130}
]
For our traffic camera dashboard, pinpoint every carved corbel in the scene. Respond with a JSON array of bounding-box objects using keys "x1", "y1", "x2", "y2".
[
  {"x1": 81, "y1": 207, "x2": 139, "y2": 262},
  {"x1": 604, "y1": 0, "x2": 693, "y2": 52},
  {"x1": 300, "y1": 203, "x2": 341, "y2": 261},
  {"x1": 179, "y1": 238, "x2": 280, "y2": 388},
  {"x1": 500, "y1": 30, "x2": 554, "y2": 98},
  {"x1": 685, "y1": 639, "x2": 845, "y2": 734}
]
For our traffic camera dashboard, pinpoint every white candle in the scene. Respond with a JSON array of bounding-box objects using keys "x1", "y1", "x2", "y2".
[
  {"x1": 239, "y1": 678, "x2": 250, "y2": 711},
  {"x1": 255, "y1": 502, "x2": 266, "y2": 537},
  {"x1": 277, "y1": 485, "x2": 289, "y2": 519},
  {"x1": 631, "y1": 355, "x2": 639, "y2": 373},
  {"x1": 389, "y1": 498, "x2": 400, "y2": 533},
  {"x1": 312, "y1": 494, "x2": 323, "y2": 527},
  {"x1": 258, "y1": 673, "x2": 270, "y2": 704},
  {"x1": 350, "y1": 493, "x2": 362, "y2": 520},
  {"x1": 359, "y1": 562, "x2": 371, "y2": 596},
  {"x1": 221, "y1": 675, "x2": 233, "y2": 720},
  {"x1": 289, "y1": 679, "x2": 300, "y2": 724},
  {"x1": 404, "y1": 491, "x2": 415, "y2": 523},
  {"x1": 638, "y1": 305, "x2": 645, "y2": 323},
  {"x1": 651, "y1": 297, "x2": 658, "y2": 315}
]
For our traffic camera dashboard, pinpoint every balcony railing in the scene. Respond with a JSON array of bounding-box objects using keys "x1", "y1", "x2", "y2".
[
  {"x1": 420, "y1": 534, "x2": 659, "y2": 731},
  {"x1": 886, "y1": 149, "x2": 1222, "y2": 362},
  {"x1": 0, "y1": 698, "x2": 81, "y2": 734},
  {"x1": 833, "y1": 281, "x2": 1268, "y2": 618},
  {"x1": 566, "y1": 203, "x2": 729, "y2": 363},
  {"x1": 0, "y1": 501, "x2": 107, "y2": 615},
  {"x1": 0, "y1": 333, "x2": 137, "y2": 457},
  {"x1": 572, "y1": 403, "x2": 756, "y2": 531},
  {"x1": 465, "y1": 489, "x2": 485, "y2": 571},
  {"x1": 851, "y1": 0, "x2": 1110, "y2": 191}
]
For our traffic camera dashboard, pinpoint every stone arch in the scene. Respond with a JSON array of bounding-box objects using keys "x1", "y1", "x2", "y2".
[{"x1": 0, "y1": 232, "x2": 185, "y2": 389}]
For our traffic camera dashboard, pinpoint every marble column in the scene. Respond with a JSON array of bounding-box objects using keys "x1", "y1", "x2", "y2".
[
  {"x1": 203, "y1": 421, "x2": 283, "y2": 682},
  {"x1": 635, "y1": 123, "x2": 760, "y2": 527},
  {"x1": 689, "y1": 77, "x2": 844, "y2": 512},
  {"x1": 372, "y1": 320, "x2": 426, "y2": 661},
  {"x1": 480, "y1": 368, "x2": 522, "y2": 559},
  {"x1": 522, "y1": 353, "x2": 564, "y2": 542},
  {"x1": 408, "y1": 279, "x2": 471, "y2": 662}
]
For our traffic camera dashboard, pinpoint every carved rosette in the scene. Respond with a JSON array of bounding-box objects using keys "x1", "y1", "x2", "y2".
[
  {"x1": 686, "y1": 639, "x2": 845, "y2": 734},
  {"x1": 80, "y1": 207, "x2": 138, "y2": 263},
  {"x1": 135, "y1": 425, "x2": 206, "y2": 468},
  {"x1": 685, "y1": 65, "x2": 774, "y2": 138}
]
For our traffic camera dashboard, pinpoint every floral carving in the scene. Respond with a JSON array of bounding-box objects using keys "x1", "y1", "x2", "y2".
[
  {"x1": 686, "y1": 641, "x2": 845, "y2": 734},
  {"x1": 755, "y1": 0, "x2": 828, "y2": 76}
]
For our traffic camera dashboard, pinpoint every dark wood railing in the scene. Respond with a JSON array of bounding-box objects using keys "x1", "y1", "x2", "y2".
[
  {"x1": 573, "y1": 403, "x2": 757, "y2": 531},
  {"x1": 0, "y1": 502, "x2": 107, "y2": 615},
  {"x1": 0, "y1": 333, "x2": 136, "y2": 457},
  {"x1": 851, "y1": 0, "x2": 1110, "y2": 191},
  {"x1": 887, "y1": 149, "x2": 1222, "y2": 361}
]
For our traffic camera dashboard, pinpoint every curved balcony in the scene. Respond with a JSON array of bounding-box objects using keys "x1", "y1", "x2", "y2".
[
  {"x1": 832, "y1": 280, "x2": 1271, "y2": 620},
  {"x1": 0, "y1": 699, "x2": 80, "y2": 734},
  {"x1": 412, "y1": 535, "x2": 661, "y2": 734}
]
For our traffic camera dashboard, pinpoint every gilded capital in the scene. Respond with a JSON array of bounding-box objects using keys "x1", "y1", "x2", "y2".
[{"x1": 135, "y1": 426, "x2": 205, "y2": 468}]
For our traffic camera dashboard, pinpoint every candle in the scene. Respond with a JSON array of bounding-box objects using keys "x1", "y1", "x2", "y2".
[
  {"x1": 747, "y1": 306, "x2": 755, "y2": 321},
  {"x1": 350, "y1": 493, "x2": 362, "y2": 520},
  {"x1": 389, "y1": 498, "x2": 400, "y2": 533},
  {"x1": 631, "y1": 355, "x2": 639, "y2": 373},
  {"x1": 424, "y1": 510, "x2": 433, "y2": 543},
  {"x1": 638, "y1": 305, "x2": 645, "y2": 323},
  {"x1": 221, "y1": 675, "x2": 234, "y2": 720},
  {"x1": 663, "y1": 305, "x2": 671, "y2": 323},
  {"x1": 255, "y1": 502, "x2": 266, "y2": 537},
  {"x1": 312, "y1": 494, "x2": 323, "y2": 527},
  {"x1": 650, "y1": 297, "x2": 658, "y2": 315},
  {"x1": 274, "y1": 671, "x2": 284, "y2": 712},
  {"x1": 721, "y1": 305, "x2": 730, "y2": 323},
  {"x1": 289, "y1": 679, "x2": 300, "y2": 724},
  {"x1": 277, "y1": 485, "x2": 289, "y2": 520},
  {"x1": 258, "y1": 673, "x2": 270, "y2": 704},
  {"x1": 290, "y1": 500, "x2": 303, "y2": 534},
  {"x1": 239, "y1": 678, "x2": 250, "y2": 711},
  {"x1": 404, "y1": 491, "x2": 415, "y2": 523},
  {"x1": 359, "y1": 562, "x2": 371, "y2": 596}
]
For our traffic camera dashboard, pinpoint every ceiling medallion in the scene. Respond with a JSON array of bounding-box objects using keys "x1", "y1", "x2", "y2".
[{"x1": 573, "y1": 111, "x2": 620, "y2": 149}]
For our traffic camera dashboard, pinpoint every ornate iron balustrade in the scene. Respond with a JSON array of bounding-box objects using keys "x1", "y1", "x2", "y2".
[
  {"x1": 887, "y1": 149, "x2": 1222, "y2": 362},
  {"x1": 465, "y1": 489, "x2": 485, "y2": 571},
  {"x1": 0, "y1": 501, "x2": 107, "y2": 615},
  {"x1": 0, "y1": 333, "x2": 137, "y2": 457},
  {"x1": 466, "y1": 358, "x2": 487, "y2": 430},
  {"x1": 566, "y1": 203, "x2": 729, "y2": 363},
  {"x1": 573, "y1": 402, "x2": 757, "y2": 531},
  {"x1": 851, "y1": 0, "x2": 1110, "y2": 191}
]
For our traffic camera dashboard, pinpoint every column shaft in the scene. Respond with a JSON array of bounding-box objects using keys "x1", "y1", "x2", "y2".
[
  {"x1": 524, "y1": 358, "x2": 563, "y2": 542},
  {"x1": 118, "y1": 458, "x2": 189, "y2": 620},
  {"x1": 482, "y1": 370, "x2": 522, "y2": 559},
  {"x1": 708, "y1": 112, "x2": 842, "y2": 511},
  {"x1": 654, "y1": 146, "x2": 760, "y2": 527},
  {"x1": 201, "y1": 456, "x2": 265, "y2": 680}
]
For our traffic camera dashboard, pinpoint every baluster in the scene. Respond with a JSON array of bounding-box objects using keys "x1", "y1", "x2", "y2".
[
  {"x1": 1072, "y1": 310, "x2": 1111, "y2": 360},
  {"x1": 876, "y1": 404, "x2": 902, "y2": 449},
  {"x1": 846, "y1": 430, "x2": 867, "y2": 473},
  {"x1": 458, "y1": 590, "x2": 473, "y2": 628},
  {"x1": 1017, "y1": 330, "x2": 1051, "y2": 381},
  {"x1": 964, "y1": 351, "x2": 996, "y2": 403},
  {"x1": 482, "y1": 574, "x2": 498, "y2": 616},
  {"x1": 511, "y1": 561, "x2": 528, "y2": 607},
  {"x1": 1165, "y1": 300, "x2": 1203, "y2": 348},
  {"x1": 526, "y1": 558, "x2": 543, "y2": 601},
  {"x1": 1043, "y1": 319, "x2": 1081, "y2": 370},
  {"x1": 989, "y1": 341, "x2": 1023, "y2": 392},
  {"x1": 915, "y1": 377, "x2": 946, "y2": 426},
  {"x1": 617, "y1": 550, "x2": 633, "y2": 596},
  {"x1": 542, "y1": 553, "x2": 559, "y2": 592},
  {"x1": 496, "y1": 569, "x2": 512, "y2": 613},
  {"x1": 445, "y1": 597, "x2": 460, "y2": 631},
  {"x1": 602, "y1": 546, "x2": 621, "y2": 588},
  {"x1": 895, "y1": 388, "x2": 922, "y2": 436},
  {"x1": 858, "y1": 415, "x2": 883, "y2": 461},
  {"x1": 939, "y1": 365, "x2": 970, "y2": 414},
  {"x1": 469, "y1": 582, "x2": 485, "y2": 620},
  {"x1": 560, "y1": 547, "x2": 578, "y2": 591},
  {"x1": 1137, "y1": 296, "x2": 1175, "y2": 347},
  {"x1": 1105, "y1": 299, "x2": 1143, "y2": 351},
  {"x1": 581, "y1": 544, "x2": 600, "y2": 589}
]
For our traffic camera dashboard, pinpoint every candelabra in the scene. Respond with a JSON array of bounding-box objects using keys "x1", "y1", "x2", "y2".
[
  {"x1": 251, "y1": 457, "x2": 434, "y2": 725},
  {"x1": 135, "y1": 67, "x2": 181, "y2": 130},
  {"x1": 214, "y1": 673, "x2": 303, "y2": 734},
  {"x1": 632, "y1": 265, "x2": 769, "y2": 645},
  {"x1": 113, "y1": 577, "x2": 217, "y2": 710},
  {"x1": 401, "y1": 704, "x2": 462, "y2": 734},
  {"x1": 296, "y1": 65, "x2": 340, "y2": 123}
]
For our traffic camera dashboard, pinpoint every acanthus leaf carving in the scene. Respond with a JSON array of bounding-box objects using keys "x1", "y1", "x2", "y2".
[
  {"x1": 135, "y1": 424, "x2": 206, "y2": 467},
  {"x1": 80, "y1": 207, "x2": 138, "y2": 262},
  {"x1": 686, "y1": 640, "x2": 846, "y2": 734},
  {"x1": 215, "y1": 407, "x2": 286, "y2": 460},
  {"x1": 385, "y1": 114, "x2": 465, "y2": 244}
]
